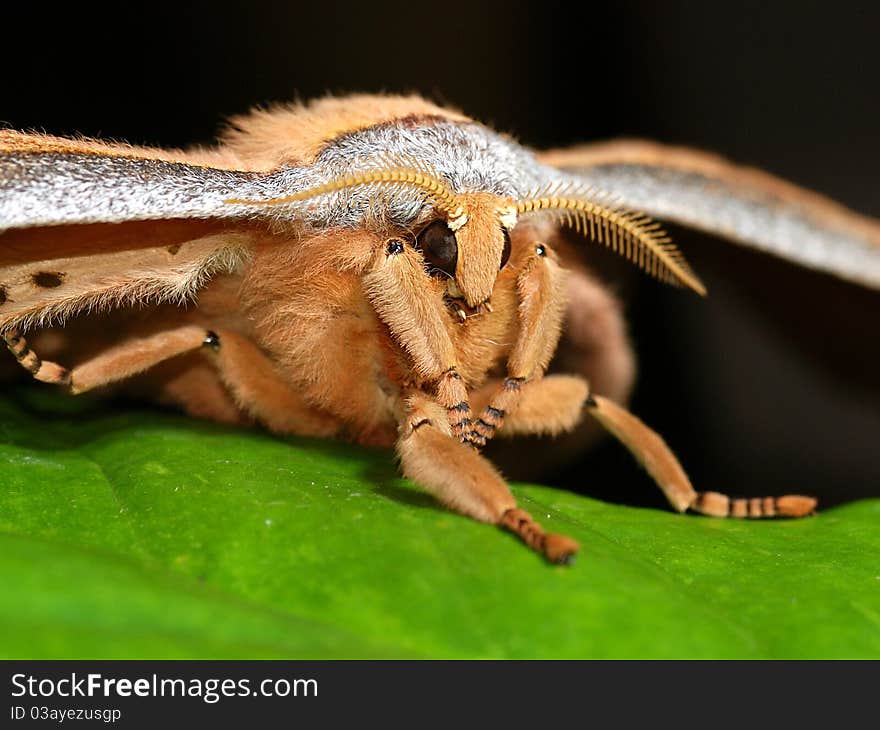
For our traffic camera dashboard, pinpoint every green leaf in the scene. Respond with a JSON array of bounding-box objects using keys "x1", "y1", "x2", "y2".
[{"x1": 0, "y1": 388, "x2": 878, "y2": 658}]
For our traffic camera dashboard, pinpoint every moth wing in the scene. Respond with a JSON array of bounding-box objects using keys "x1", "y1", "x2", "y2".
[
  {"x1": 0, "y1": 131, "x2": 275, "y2": 331},
  {"x1": 538, "y1": 140, "x2": 880, "y2": 291}
]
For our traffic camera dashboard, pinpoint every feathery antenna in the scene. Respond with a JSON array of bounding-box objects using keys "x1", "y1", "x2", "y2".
[{"x1": 516, "y1": 182, "x2": 706, "y2": 295}]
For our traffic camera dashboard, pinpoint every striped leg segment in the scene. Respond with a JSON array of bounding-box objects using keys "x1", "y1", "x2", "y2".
[
  {"x1": 436, "y1": 367, "x2": 479, "y2": 446},
  {"x1": 500, "y1": 508, "x2": 579, "y2": 564},
  {"x1": 2, "y1": 329, "x2": 71, "y2": 385},
  {"x1": 471, "y1": 377, "x2": 523, "y2": 447},
  {"x1": 693, "y1": 492, "x2": 816, "y2": 518},
  {"x1": 584, "y1": 394, "x2": 818, "y2": 519}
]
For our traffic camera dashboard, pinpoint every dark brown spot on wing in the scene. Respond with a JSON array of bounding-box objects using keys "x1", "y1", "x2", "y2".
[
  {"x1": 0, "y1": 286, "x2": 7, "y2": 305},
  {"x1": 33, "y1": 271, "x2": 65, "y2": 288},
  {"x1": 166, "y1": 243, "x2": 182, "y2": 255}
]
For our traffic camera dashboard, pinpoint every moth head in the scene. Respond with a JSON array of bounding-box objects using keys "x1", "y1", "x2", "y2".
[{"x1": 415, "y1": 192, "x2": 516, "y2": 308}]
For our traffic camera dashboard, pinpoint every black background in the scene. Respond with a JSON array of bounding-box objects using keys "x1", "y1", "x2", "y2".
[{"x1": 2, "y1": 1, "x2": 878, "y2": 507}]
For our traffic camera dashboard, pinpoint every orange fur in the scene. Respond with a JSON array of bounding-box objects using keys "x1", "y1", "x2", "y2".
[
  {"x1": 471, "y1": 375, "x2": 590, "y2": 438},
  {"x1": 140, "y1": 355, "x2": 247, "y2": 426},
  {"x1": 0, "y1": 130, "x2": 197, "y2": 165},
  {"x1": 397, "y1": 391, "x2": 577, "y2": 563},
  {"x1": 0, "y1": 222, "x2": 251, "y2": 333},
  {"x1": 208, "y1": 328, "x2": 341, "y2": 438},
  {"x1": 558, "y1": 264, "x2": 636, "y2": 404},
  {"x1": 362, "y1": 242, "x2": 456, "y2": 380},
  {"x1": 469, "y1": 240, "x2": 569, "y2": 447},
  {"x1": 238, "y1": 229, "x2": 398, "y2": 445},
  {"x1": 508, "y1": 244, "x2": 568, "y2": 379},
  {"x1": 68, "y1": 324, "x2": 207, "y2": 394},
  {"x1": 220, "y1": 94, "x2": 469, "y2": 171},
  {"x1": 453, "y1": 192, "x2": 514, "y2": 307},
  {"x1": 397, "y1": 392, "x2": 511, "y2": 523}
]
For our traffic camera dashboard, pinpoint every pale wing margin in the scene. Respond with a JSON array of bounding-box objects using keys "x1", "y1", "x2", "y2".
[
  {"x1": 539, "y1": 140, "x2": 880, "y2": 291},
  {"x1": 0, "y1": 130, "x2": 264, "y2": 230}
]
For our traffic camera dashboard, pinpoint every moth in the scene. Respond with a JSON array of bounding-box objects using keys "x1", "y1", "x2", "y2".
[{"x1": 2, "y1": 94, "x2": 878, "y2": 563}]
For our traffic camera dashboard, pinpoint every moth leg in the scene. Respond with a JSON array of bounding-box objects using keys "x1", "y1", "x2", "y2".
[
  {"x1": 470, "y1": 374, "x2": 590, "y2": 438},
  {"x1": 470, "y1": 242, "x2": 568, "y2": 448},
  {"x1": 3, "y1": 325, "x2": 216, "y2": 394},
  {"x1": 202, "y1": 328, "x2": 339, "y2": 437},
  {"x1": 435, "y1": 367, "x2": 475, "y2": 444},
  {"x1": 397, "y1": 391, "x2": 579, "y2": 563},
  {"x1": 585, "y1": 394, "x2": 818, "y2": 518},
  {"x1": 363, "y1": 242, "x2": 477, "y2": 444},
  {"x1": 60, "y1": 325, "x2": 212, "y2": 394},
  {"x1": 2, "y1": 328, "x2": 71, "y2": 385}
]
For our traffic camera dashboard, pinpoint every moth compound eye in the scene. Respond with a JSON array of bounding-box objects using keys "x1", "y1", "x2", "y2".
[
  {"x1": 535, "y1": 244, "x2": 546, "y2": 257},
  {"x1": 415, "y1": 221, "x2": 458, "y2": 277},
  {"x1": 500, "y1": 229, "x2": 512, "y2": 269}
]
